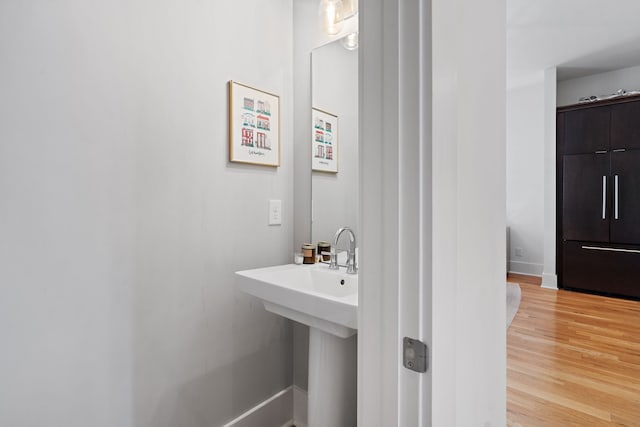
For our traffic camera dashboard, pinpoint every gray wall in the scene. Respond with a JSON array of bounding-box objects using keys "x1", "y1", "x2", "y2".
[
  {"x1": 311, "y1": 41, "x2": 359, "y2": 243},
  {"x1": 557, "y1": 64, "x2": 640, "y2": 106},
  {"x1": 506, "y1": 75, "x2": 545, "y2": 276},
  {"x1": 0, "y1": 1, "x2": 293, "y2": 426}
]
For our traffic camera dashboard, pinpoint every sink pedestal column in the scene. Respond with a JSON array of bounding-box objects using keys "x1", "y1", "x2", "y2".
[{"x1": 308, "y1": 328, "x2": 357, "y2": 427}]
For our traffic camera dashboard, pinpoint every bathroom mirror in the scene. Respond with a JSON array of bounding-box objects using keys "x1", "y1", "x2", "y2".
[{"x1": 311, "y1": 35, "x2": 359, "y2": 244}]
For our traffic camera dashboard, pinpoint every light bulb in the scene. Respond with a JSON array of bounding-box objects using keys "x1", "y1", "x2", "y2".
[
  {"x1": 341, "y1": 32, "x2": 358, "y2": 50},
  {"x1": 319, "y1": 0, "x2": 344, "y2": 36},
  {"x1": 343, "y1": 0, "x2": 358, "y2": 18}
]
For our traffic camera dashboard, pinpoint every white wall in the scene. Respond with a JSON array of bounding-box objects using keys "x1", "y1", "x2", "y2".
[
  {"x1": 506, "y1": 75, "x2": 545, "y2": 276},
  {"x1": 432, "y1": 0, "x2": 507, "y2": 423},
  {"x1": 311, "y1": 41, "x2": 359, "y2": 243},
  {"x1": 558, "y1": 64, "x2": 640, "y2": 106},
  {"x1": 0, "y1": 1, "x2": 294, "y2": 426},
  {"x1": 542, "y1": 67, "x2": 558, "y2": 289}
]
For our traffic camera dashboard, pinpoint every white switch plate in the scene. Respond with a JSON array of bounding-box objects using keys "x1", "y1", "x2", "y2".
[{"x1": 268, "y1": 199, "x2": 282, "y2": 225}]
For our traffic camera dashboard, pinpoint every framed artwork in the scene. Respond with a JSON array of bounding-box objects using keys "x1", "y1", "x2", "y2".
[
  {"x1": 312, "y1": 108, "x2": 338, "y2": 173},
  {"x1": 228, "y1": 80, "x2": 280, "y2": 167}
]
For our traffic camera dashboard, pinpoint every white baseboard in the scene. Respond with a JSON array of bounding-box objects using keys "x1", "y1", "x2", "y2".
[
  {"x1": 508, "y1": 260, "x2": 544, "y2": 276},
  {"x1": 222, "y1": 386, "x2": 293, "y2": 427},
  {"x1": 541, "y1": 273, "x2": 558, "y2": 290},
  {"x1": 293, "y1": 385, "x2": 308, "y2": 427}
]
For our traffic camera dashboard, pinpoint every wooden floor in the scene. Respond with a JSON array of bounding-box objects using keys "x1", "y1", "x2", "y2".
[{"x1": 506, "y1": 274, "x2": 640, "y2": 426}]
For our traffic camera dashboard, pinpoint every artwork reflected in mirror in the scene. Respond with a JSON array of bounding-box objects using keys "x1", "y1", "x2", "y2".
[
  {"x1": 311, "y1": 35, "x2": 358, "y2": 243},
  {"x1": 312, "y1": 108, "x2": 338, "y2": 173}
]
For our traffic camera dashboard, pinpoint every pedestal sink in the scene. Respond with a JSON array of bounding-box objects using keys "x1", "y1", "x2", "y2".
[{"x1": 236, "y1": 263, "x2": 357, "y2": 426}]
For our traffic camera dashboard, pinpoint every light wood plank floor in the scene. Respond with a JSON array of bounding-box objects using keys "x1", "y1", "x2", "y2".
[{"x1": 506, "y1": 274, "x2": 640, "y2": 426}]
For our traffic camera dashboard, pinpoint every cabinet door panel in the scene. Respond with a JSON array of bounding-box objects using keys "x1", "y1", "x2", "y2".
[
  {"x1": 610, "y1": 150, "x2": 640, "y2": 244},
  {"x1": 563, "y1": 241, "x2": 640, "y2": 298},
  {"x1": 611, "y1": 100, "x2": 640, "y2": 150},
  {"x1": 563, "y1": 107, "x2": 610, "y2": 154},
  {"x1": 563, "y1": 153, "x2": 610, "y2": 242}
]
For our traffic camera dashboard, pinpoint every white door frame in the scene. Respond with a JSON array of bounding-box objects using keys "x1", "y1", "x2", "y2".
[
  {"x1": 358, "y1": 1, "x2": 431, "y2": 425},
  {"x1": 358, "y1": 0, "x2": 507, "y2": 425}
]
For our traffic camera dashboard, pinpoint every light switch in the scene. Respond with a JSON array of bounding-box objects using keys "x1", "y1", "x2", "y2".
[{"x1": 268, "y1": 199, "x2": 282, "y2": 225}]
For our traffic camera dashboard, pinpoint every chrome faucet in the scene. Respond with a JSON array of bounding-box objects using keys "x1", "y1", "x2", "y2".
[{"x1": 329, "y1": 226, "x2": 357, "y2": 274}]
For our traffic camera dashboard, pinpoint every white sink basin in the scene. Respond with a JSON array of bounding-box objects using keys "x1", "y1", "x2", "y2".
[
  {"x1": 237, "y1": 262, "x2": 359, "y2": 425},
  {"x1": 236, "y1": 263, "x2": 358, "y2": 337}
]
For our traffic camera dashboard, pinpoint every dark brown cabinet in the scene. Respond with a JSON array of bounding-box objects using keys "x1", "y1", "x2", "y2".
[
  {"x1": 563, "y1": 106, "x2": 610, "y2": 154},
  {"x1": 610, "y1": 150, "x2": 640, "y2": 244},
  {"x1": 611, "y1": 101, "x2": 640, "y2": 150},
  {"x1": 563, "y1": 241, "x2": 640, "y2": 297},
  {"x1": 558, "y1": 96, "x2": 640, "y2": 299},
  {"x1": 562, "y1": 153, "x2": 609, "y2": 242}
]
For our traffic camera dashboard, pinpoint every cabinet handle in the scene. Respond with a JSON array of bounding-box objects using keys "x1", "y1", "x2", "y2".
[
  {"x1": 602, "y1": 176, "x2": 607, "y2": 220},
  {"x1": 582, "y1": 245, "x2": 640, "y2": 254},
  {"x1": 614, "y1": 175, "x2": 619, "y2": 220}
]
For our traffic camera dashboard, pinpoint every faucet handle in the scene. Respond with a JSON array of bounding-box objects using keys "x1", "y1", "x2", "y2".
[{"x1": 328, "y1": 249, "x2": 340, "y2": 270}]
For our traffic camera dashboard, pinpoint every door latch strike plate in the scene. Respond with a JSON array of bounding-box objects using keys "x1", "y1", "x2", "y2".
[{"x1": 403, "y1": 337, "x2": 428, "y2": 373}]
